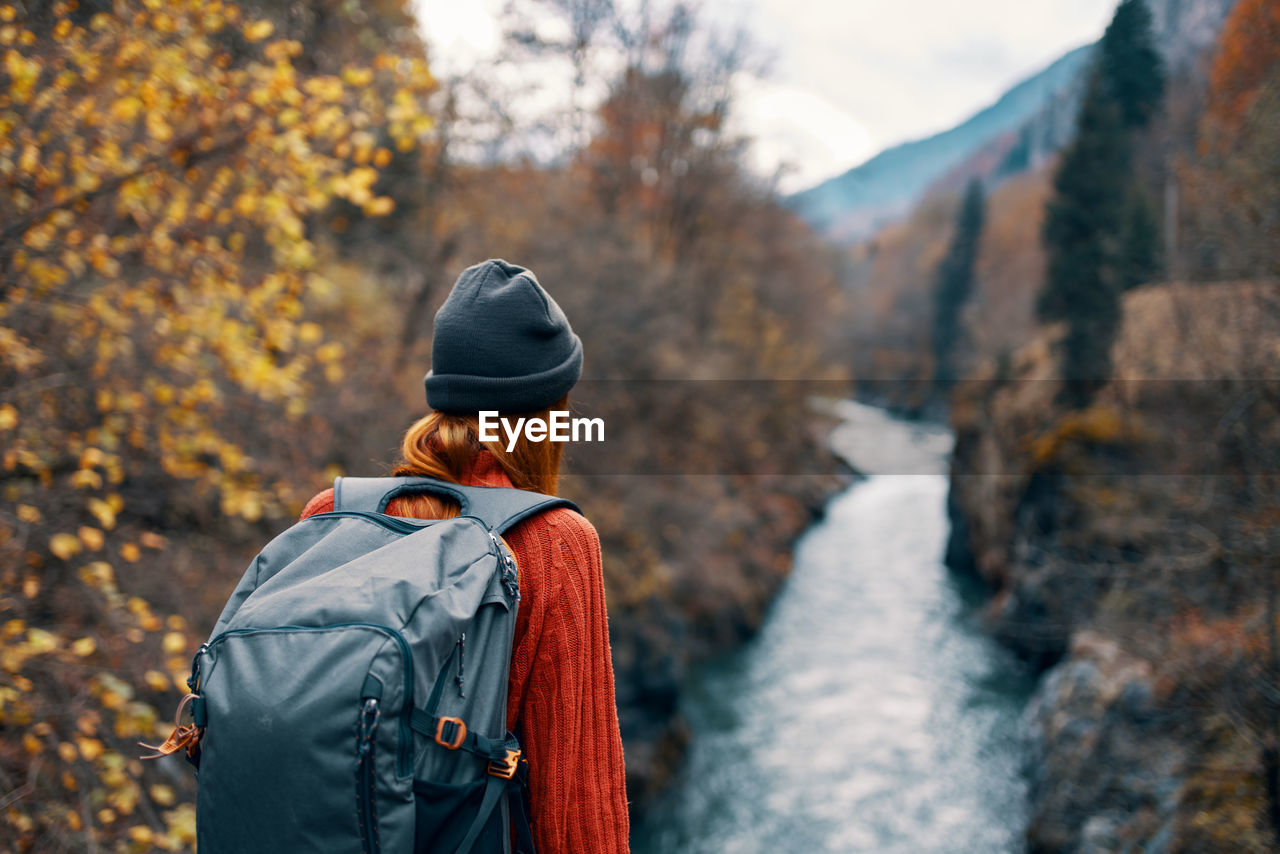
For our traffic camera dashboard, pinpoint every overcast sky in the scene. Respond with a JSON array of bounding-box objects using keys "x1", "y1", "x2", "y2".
[{"x1": 412, "y1": 0, "x2": 1118, "y2": 193}]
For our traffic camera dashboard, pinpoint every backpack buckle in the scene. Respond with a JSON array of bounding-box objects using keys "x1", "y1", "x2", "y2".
[
  {"x1": 139, "y1": 692, "x2": 204, "y2": 762},
  {"x1": 434, "y1": 716, "x2": 466, "y2": 750},
  {"x1": 488, "y1": 748, "x2": 520, "y2": 780}
]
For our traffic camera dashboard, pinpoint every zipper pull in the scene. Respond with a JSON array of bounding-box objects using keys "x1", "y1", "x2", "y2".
[
  {"x1": 187, "y1": 643, "x2": 209, "y2": 692},
  {"x1": 489, "y1": 532, "x2": 520, "y2": 601},
  {"x1": 357, "y1": 698, "x2": 380, "y2": 759},
  {"x1": 455, "y1": 633, "x2": 466, "y2": 698}
]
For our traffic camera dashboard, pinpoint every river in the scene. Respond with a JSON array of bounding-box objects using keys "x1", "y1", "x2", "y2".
[{"x1": 632, "y1": 401, "x2": 1036, "y2": 853}]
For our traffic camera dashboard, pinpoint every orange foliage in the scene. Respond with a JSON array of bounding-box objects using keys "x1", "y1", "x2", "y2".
[
  {"x1": 1168, "y1": 608, "x2": 1261, "y2": 660},
  {"x1": 1206, "y1": 0, "x2": 1280, "y2": 135},
  {"x1": 967, "y1": 168, "x2": 1053, "y2": 368},
  {"x1": 583, "y1": 66, "x2": 728, "y2": 262},
  {"x1": 1027, "y1": 405, "x2": 1144, "y2": 467}
]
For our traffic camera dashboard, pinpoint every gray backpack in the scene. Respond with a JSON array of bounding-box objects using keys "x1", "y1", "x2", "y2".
[{"x1": 183, "y1": 476, "x2": 578, "y2": 854}]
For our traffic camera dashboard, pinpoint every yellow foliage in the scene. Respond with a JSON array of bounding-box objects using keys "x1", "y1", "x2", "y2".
[
  {"x1": 0, "y1": 2, "x2": 437, "y2": 849},
  {"x1": 243, "y1": 19, "x2": 273, "y2": 42},
  {"x1": 75, "y1": 736, "x2": 104, "y2": 761},
  {"x1": 139, "y1": 532, "x2": 167, "y2": 550},
  {"x1": 143, "y1": 669, "x2": 170, "y2": 691},
  {"x1": 26, "y1": 627, "x2": 59, "y2": 654},
  {"x1": 78, "y1": 561, "x2": 116, "y2": 592},
  {"x1": 164, "y1": 803, "x2": 197, "y2": 846},
  {"x1": 87, "y1": 497, "x2": 117, "y2": 529},
  {"x1": 1029, "y1": 406, "x2": 1148, "y2": 466},
  {"x1": 71, "y1": 637, "x2": 96, "y2": 657},
  {"x1": 70, "y1": 469, "x2": 103, "y2": 489},
  {"x1": 48, "y1": 532, "x2": 81, "y2": 560},
  {"x1": 78, "y1": 525, "x2": 105, "y2": 550},
  {"x1": 365, "y1": 196, "x2": 395, "y2": 216},
  {"x1": 161, "y1": 631, "x2": 186, "y2": 655},
  {"x1": 26, "y1": 627, "x2": 58, "y2": 655},
  {"x1": 342, "y1": 66, "x2": 374, "y2": 87}
]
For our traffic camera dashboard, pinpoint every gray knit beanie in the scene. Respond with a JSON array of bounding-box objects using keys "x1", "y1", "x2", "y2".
[{"x1": 424, "y1": 259, "x2": 583, "y2": 414}]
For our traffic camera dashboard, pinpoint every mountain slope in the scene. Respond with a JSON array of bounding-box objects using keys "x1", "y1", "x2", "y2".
[
  {"x1": 789, "y1": 0, "x2": 1241, "y2": 246},
  {"x1": 787, "y1": 45, "x2": 1093, "y2": 242}
]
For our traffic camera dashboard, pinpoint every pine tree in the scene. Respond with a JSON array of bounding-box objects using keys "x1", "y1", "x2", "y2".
[
  {"x1": 1117, "y1": 191, "x2": 1163, "y2": 291},
  {"x1": 1038, "y1": 80, "x2": 1130, "y2": 324},
  {"x1": 1097, "y1": 0, "x2": 1166, "y2": 129},
  {"x1": 1038, "y1": 0, "x2": 1164, "y2": 408},
  {"x1": 932, "y1": 179, "x2": 986, "y2": 390}
]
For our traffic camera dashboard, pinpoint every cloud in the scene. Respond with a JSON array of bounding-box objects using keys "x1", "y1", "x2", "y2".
[
  {"x1": 730, "y1": 78, "x2": 875, "y2": 193},
  {"x1": 414, "y1": 0, "x2": 503, "y2": 75},
  {"x1": 411, "y1": 0, "x2": 1120, "y2": 186},
  {"x1": 743, "y1": 0, "x2": 1116, "y2": 151}
]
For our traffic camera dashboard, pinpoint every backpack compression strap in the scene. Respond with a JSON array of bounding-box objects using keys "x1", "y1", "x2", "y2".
[{"x1": 332, "y1": 475, "x2": 580, "y2": 534}]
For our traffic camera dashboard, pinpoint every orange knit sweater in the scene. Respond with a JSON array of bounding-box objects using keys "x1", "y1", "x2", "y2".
[{"x1": 300, "y1": 454, "x2": 630, "y2": 854}]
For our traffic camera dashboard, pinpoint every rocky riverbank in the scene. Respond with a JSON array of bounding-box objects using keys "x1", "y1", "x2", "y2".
[{"x1": 946, "y1": 282, "x2": 1280, "y2": 852}]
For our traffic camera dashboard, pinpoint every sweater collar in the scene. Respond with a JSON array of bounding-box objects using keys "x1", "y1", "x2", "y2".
[{"x1": 462, "y1": 450, "x2": 514, "y2": 488}]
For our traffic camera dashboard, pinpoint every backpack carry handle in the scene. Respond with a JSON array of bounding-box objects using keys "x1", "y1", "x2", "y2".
[{"x1": 332, "y1": 475, "x2": 580, "y2": 534}]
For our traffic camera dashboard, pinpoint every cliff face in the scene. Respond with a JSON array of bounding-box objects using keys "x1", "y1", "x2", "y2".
[{"x1": 947, "y1": 281, "x2": 1280, "y2": 852}]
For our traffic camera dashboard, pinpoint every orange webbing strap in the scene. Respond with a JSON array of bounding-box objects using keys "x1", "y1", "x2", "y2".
[{"x1": 139, "y1": 692, "x2": 204, "y2": 761}]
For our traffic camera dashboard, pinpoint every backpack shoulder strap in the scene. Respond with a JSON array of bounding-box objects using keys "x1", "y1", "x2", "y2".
[{"x1": 332, "y1": 475, "x2": 580, "y2": 534}]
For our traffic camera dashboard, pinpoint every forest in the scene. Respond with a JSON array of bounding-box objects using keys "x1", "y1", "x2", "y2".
[
  {"x1": 928, "y1": 0, "x2": 1280, "y2": 849},
  {"x1": 2, "y1": 0, "x2": 1279, "y2": 850},
  {"x1": 0, "y1": 0, "x2": 852, "y2": 848}
]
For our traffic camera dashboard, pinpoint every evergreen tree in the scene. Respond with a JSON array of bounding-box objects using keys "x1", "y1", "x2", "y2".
[
  {"x1": 1038, "y1": 0, "x2": 1164, "y2": 408},
  {"x1": 1097, "y1": 0, "x2": 1165, "y2": 129},
  {"x1": 1117, "y1": 190, "x2": 1163, "y2": 291},
  {"x1": 932, "y1": 179, "x2": 985, "y2": 390},
  {"x1": 1038, "y1": 81, "x2": 1130, "y2": 324}
]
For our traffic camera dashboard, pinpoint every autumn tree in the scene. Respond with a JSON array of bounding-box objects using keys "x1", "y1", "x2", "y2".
[
  {"x1": 1039, "y1": 0, "x2": 1164, "y2": 407},
  {"x1": 1179, "y1": 0, "x2": 1280, "y2": 278},
  {"x1": 1168, "y1": 2, "x2": 1280, "y2": 841},
  {"x1": 0, "y1": 0, "x2": 854, "y2": 831},
  {"x1": 420, "y1": 0, "x2": 852, "y2": 804},
  {"x1": 0, "y1": 2, "x2": 434, "y2": 849},
  {"x1": 1205, "y1": 0, "x2": 1280, "y2": 134}
]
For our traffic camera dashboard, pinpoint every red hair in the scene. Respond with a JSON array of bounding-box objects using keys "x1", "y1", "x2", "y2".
[{"x1": 387, "y1": 396, "x2": 568, "y2": 518}]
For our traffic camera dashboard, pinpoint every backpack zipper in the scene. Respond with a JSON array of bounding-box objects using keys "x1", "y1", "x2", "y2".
[
  {"x1": 455, "y1": 633, "x2": 466, "y2": 698},
  {"x1": 305, "y1": 510, "x2": 438, "y2": 535},
  {"x1": 488, "y1": 531, "x2": 520, "y2": 601},
  {"x1": 199, "y1": 623, "x2": 416, "y2": 776},
  {"x1": 356, "y1": 697, "x2": 382, "y2": 854}
]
